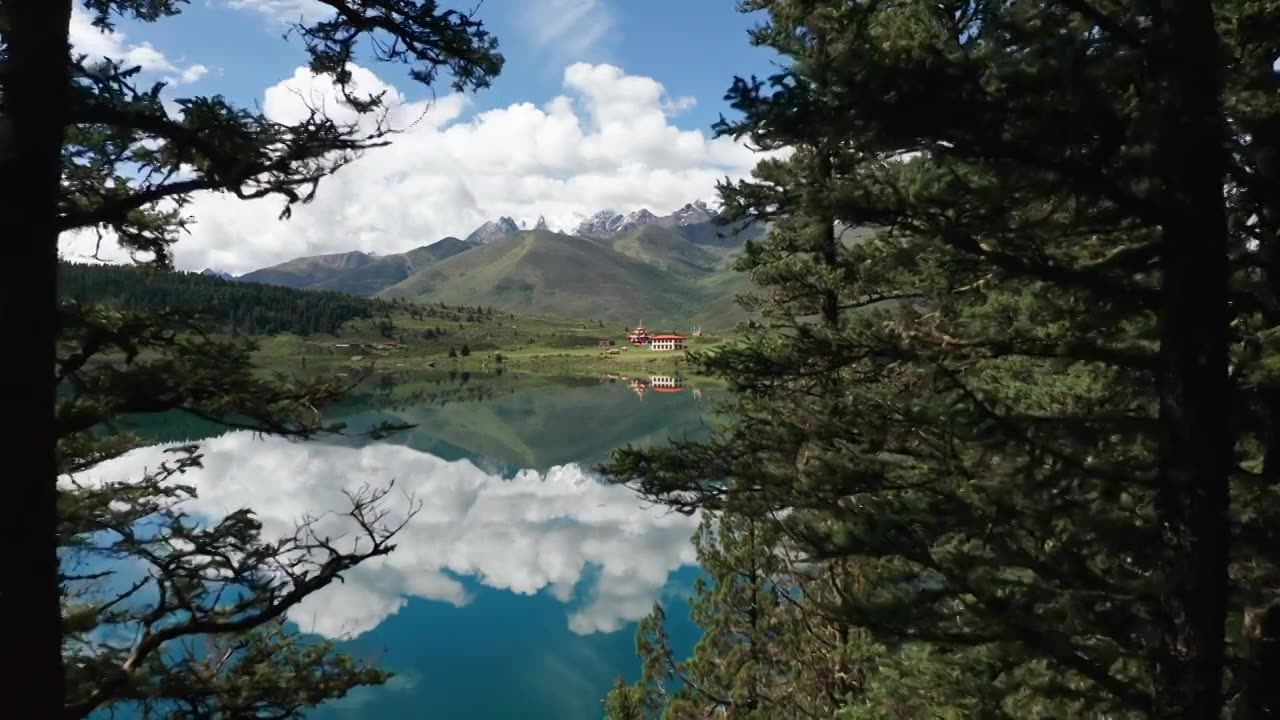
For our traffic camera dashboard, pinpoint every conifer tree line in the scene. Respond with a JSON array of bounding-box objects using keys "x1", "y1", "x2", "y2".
[
  {"x1": 605, "y1": 0, "x2": 1280, "y2": 718},
  {"x1": 59, "y1": 262, "x2": 393, "y2": 336}
]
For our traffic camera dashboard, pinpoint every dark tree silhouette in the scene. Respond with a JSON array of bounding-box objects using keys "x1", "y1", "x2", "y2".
[{"x1": 0, "y1": 1, "x2": 502, "y2": 715}]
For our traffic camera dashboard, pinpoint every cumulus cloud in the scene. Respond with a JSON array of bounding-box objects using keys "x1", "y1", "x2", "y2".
[
  {"x1": 178, "y1": 64, "x2": 210, "y2": 84},
  {"x1": 69, "y1": 432, "x2": 700, "y2": 639},
  {"x1": 69, "y1": 5, "x2": 208, "y2": 84},
  {"x1": 60, "y1": 61, "x2": 771, "y2": 273}
]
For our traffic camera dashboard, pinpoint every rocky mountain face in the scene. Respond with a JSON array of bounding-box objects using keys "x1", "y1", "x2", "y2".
[
  {"x1": 200, "y1": 268, "x2": 236, "y2": 280},
  {"x1": 571, "y1": 200, "x2": 720, "y2": 239},
  {"x1": 669, "y1": 200, "x2": 716, "y2": 226},
  {"x1": 463, "y1": 216, "x2": 520, "y2": 245}
]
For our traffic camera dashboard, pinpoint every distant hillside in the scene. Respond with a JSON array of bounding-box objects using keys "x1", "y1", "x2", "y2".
[
  {"x1": 379, "y1": 226, "x2": 759, "y2": 329},
  {"x1": 607, "y1": 224, "x2": 726, "y2": 279},
  {"x1": 60, "y1": 262, "x2": 392, "y2": 336},
  {"x1": 239, "y1": 238, "x2": 476, "y2": 296},
  {"x1": 380, "y1": 229, "x2": 694, "y2": 323},
  {"x1": 235, "y1": 202, "x2": 774, "y2": 329}
]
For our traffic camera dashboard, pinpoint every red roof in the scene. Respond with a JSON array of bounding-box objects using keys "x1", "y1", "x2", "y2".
[{"x1": 651, "y1": 334, "x2": 684, "y2": 340}]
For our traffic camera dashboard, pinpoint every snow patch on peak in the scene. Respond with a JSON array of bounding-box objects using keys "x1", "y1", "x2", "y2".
[
  {"x1": 574, "y1": 209, "x2": 621, "y2": 237},
  {"x1": 672, "y1": 200, "x2": 715, "y2": 226},
  {"x1": 573, "y1": 201, "x2": 721, "y2": 238},
  {"x1": 626, "y1": 208, "x2": 658, "y2": 225},
  {"x1": 575, "y1": 208, "x2": 664, "y2": 238}
]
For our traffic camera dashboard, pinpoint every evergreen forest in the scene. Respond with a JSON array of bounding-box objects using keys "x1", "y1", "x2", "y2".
[{"x1": 59, "y1": 262, "x2": 394, "y2": 336}]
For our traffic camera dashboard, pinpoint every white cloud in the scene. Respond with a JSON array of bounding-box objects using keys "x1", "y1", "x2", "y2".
[
  {"x1": 226, "y1": 0, "x2": 333, "y2": 24},
  {"x1": 60, "y1": 61, "x2": 773, "y2": 273},
  {"x1": 525, "y1": 0, "x2": 615, "y2": 58},
  {"x1": 69, "y1": 5, "x2": 209, "y2": 84},
  {"x1": 178, "y1": 64, "x2": 210, "y2": 84},
  {"x1": 68, "y1": 432, "x2": 700, "y2": 639}
]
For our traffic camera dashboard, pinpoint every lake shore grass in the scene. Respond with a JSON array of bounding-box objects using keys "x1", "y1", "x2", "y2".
[{"x1": 248, "y1": 303, "x2": 731, "y2": 385}]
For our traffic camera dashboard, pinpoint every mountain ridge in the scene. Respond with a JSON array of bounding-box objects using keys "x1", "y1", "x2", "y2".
[
  {"x1": 238, "y1": 201, "x2": 768, "y2": 327},
  {"x1": 238, "y1": 237, "x2": 477, "y2": 296}
]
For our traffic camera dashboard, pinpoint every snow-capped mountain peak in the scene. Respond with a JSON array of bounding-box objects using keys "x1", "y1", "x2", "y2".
[
  {"x1": 574, "y1": 208, "x2": 664, "y2": 237},
  {"x1": 573, "y1": 201, "x2": 719, "y2": 238},
  {"x1": 671, "y1": 200, "x2": 715, "y2": 226},
  {"x1": 466, "y1": 201, "x2": 719, "y2": 242}
]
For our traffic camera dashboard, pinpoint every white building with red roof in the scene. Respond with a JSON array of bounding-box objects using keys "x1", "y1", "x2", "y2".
[{"x1": 649, "y1": 334, "x2": 685, "y2": 351}]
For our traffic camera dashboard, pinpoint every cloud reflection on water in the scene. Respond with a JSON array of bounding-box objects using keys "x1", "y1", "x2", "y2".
[{"x1": 76, "y1": 431, "x2": 699, "y2": 638}]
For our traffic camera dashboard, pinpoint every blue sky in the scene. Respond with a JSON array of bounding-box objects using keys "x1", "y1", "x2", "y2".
[
  {"x1": 121, "y1": 0, "x2": 778, "y2": 132},
  {"x1": 64, "y1": 1, "x2": 785, "y2": 272}
]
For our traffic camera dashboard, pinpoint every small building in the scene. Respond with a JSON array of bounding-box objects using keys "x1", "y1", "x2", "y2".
[
  {"x1": 649, "y1": 334, "x2": 685, "y2": 351},
  {"x1": 627, "y1": 323, "x2": 651, "y2": 345}
]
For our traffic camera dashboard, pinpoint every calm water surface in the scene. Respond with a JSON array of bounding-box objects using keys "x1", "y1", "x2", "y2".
[{"x1": 94, "y1": 375, "x2": 715, "y2": 719}]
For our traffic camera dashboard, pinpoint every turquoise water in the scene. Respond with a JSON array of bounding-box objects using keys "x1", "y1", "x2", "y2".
[{"x1": 88, "y1": 377, "x2": 714, "y2": 719}]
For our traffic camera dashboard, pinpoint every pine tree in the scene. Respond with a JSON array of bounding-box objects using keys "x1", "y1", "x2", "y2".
[
  {"x1": 607, "y1": 515, "x2": 866, "y2": 719},
  {"x1": 0, "y1": 0, "x2": 502, "y2": 715},
  {"x1": 606, "y1": 0, "x2": 1280, "y2": 717},
  {"x1": 58, "y1": 306, "x2": 415, "y2": 719}
]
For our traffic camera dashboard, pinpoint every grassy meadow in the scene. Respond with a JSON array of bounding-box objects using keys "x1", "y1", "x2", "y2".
[{"x1": 251, "y1": 300, "x2": 731, "y2": 381}]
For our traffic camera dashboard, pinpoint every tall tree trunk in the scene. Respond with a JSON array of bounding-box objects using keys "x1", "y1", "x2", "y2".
[
  {"x1": 1152, "y1": 0, "x2": 1232, "y2": 717},
  {"x1": 0, "y1": 0, "x2": 73, "y2": 717},
  {"x1": 1234, "y1": 603, "x2": 1280, "y2": 719}
]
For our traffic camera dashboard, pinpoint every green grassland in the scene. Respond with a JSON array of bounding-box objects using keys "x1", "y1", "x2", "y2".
[
  {"x1": 251, "y1": 299, "x2": 731, "y2": 380},
  {"x1": 61, "y1": 260, "x2": 735, "y2": 383}
]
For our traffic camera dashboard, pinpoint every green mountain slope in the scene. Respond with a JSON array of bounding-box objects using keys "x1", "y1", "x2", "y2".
[
  {"x1": 235, "y1": 215, "x2": 780, "y2": 329},
  {"x1": 606, "y1": 225, "x2": 725, "y2": 279},
  {"x1": 240, "y1": 237, "x2": 476, "y2": 296},
  {"x1": 380, "y1": 229, "x2": 712, "y2": 326}
]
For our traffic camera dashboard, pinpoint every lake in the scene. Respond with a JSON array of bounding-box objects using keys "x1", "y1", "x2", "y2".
[{"x1": 84, "y1": 374, "x2": 715, "y2": 719}]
